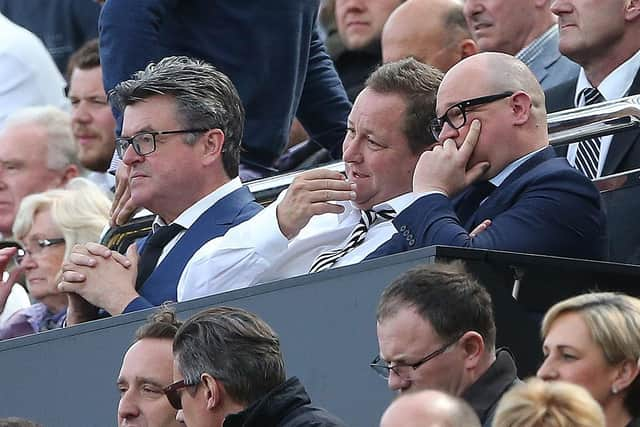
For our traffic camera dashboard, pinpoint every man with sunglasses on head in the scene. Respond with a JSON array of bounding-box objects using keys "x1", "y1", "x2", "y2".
[
  {"x1": 58, "y1": 56, "x2": 262, "y2": 324},
  {"x1": 166, "y1": 306, "x2": 346, "y2": 427},
  {"x1": 117, "y1": 307, "x2": 182, "y2": 427},
  {"x1": 373, "y1": 261, "x2": 518, "y2": 426},
  {"x1": 368, "y1": 52, "x2": 607, "y2": 261}
]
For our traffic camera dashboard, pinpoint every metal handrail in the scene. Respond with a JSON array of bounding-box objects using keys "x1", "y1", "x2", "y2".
[
  {"x1": 247, "y1": 95, "x2": 640, "y2": 202},
  {"x1": 548, "y1": 94, "x2": 640, "y2": 145}
]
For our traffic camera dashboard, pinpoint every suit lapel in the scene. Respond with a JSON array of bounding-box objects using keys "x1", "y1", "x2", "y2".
[{"x1": 602, "y1": 70, "x2": 640, "y2": 175}]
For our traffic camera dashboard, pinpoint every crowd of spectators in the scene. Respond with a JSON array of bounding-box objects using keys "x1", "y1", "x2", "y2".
[{"x1": 0, "y1": 0, "x2": 639, "y2": 425}]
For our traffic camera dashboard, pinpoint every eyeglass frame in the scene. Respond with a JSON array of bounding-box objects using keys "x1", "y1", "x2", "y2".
[
  {"x1": 164, "y1": 378, "x2": 201, "y2": 410},
  {"x1": 115, "y1": 129, "x2": 210, "y2": 160},
  {"x1": 369, "y1": 334, "x2": 463, "y2": 380},
  {"x1": 14, "y1": 238, "x2": 65, "y2": 265},
  {"x1": 429, "y1": 91, "x2": 514, "y2": 141}
]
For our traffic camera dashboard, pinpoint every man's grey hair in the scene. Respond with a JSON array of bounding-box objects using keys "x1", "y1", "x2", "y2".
[
  {"x1": 173, "y1": 306, "x2": 286, "y2": 406},
  {"x1": 110, "y1": 56, "x2": 244, "y2": 178},
  {"x1": 4, "y1": 106, "x2": 80, "y2": 171}
]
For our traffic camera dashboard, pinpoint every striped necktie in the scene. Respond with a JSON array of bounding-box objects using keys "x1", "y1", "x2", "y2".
[
  {"x1": 574, "y1": 87, "x2": 605, "y2": 179},
  {"x1": 308, "y1": 208, "x2": 396, "y2": 273}
]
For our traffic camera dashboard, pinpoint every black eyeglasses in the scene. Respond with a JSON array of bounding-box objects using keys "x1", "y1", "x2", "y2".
[
  {"x1": 164, "y1": 379, "x2": 200, "y2": 410},
  {"x1": 15, "y1": 238, "x2": 65, "y2": 265},
  {"x1": 429, "y1": 91, "x2": 514, "y2": 140},
  {"x1": 369, "y1": 336, "x2": 461, "y2": 380},
  {"x1": 115, "y1": 129, "x2": 209, "y2": 159}
]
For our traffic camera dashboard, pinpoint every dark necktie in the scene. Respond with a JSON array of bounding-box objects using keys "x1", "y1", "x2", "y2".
[
  {"x1": 308, "y1": 208, "x2": 396, "y2": 273},
  {"x1": 458, "y1": 181, "x2": 496, "y2": 227},
  {"x1": 575, "y1": 87, "x2": 605, "y2": 179},
  {"x1": 135, "y1": 223, "x2": 184, "y2": 288}
]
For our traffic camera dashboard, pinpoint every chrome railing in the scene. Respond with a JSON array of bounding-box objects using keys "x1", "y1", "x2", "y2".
[
  {"x1": 548, "y1": 94, "x2": 640, "y2": 146},
  {"x1": 248, "y1": 95, "x2": 640, "y2": 203}
]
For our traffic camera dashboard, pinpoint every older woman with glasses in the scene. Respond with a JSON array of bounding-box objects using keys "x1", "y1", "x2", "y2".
[
  {"x1": 0, "y1": 178, "x2": 110, "y2": 340},
  {"x1": 537, "y1": 292, "x2": 640, "y2": 427}
]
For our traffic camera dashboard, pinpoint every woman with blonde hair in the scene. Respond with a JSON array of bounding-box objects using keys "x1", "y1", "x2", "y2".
[
  {"x1": 493, "y1": 378, "x2": 605, "y2": 427},
  {"x1": 0, "y1": 178, "x2": 110, "y2": 339},
  {"x1": 537, "y1": 292, "x2": 640, "y2": 427}
]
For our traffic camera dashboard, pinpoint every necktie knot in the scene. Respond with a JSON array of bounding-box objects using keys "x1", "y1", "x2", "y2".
[
  {"x1": 308, "y1": 207, "x2": 396, "y2": 273},
  {"x1": 580, "y1": 87, "x2": 604, "y2": 106},
  {"x1": 136, "y1": 223, "x2": 185, "y2": 288}
]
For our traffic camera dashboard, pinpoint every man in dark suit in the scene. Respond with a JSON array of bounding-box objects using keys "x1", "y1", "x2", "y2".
[
  {"x1": 368, "y1": 52, "x2": 607, "y2": 261},
  {"x1": 59, "y1": 57, "x2": 262, "y2": 323},
  {"x1": 545, "y1": 0, "x2": 640, "y2": 177}
]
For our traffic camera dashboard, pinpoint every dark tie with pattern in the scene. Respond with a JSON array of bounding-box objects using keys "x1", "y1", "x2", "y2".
[
  {"x1": 308, "y1": 208, "x2": 396, "y2": 273},
  {"x1": 135, "y1": 223, "x2": 185, "y2": 288},
  {"x1": 574, "y1": 87, "x2": 605, "y2": 179}
]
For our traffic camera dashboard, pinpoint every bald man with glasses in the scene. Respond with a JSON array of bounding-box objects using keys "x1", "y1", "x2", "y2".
[{"x1": 368, "y1": 52, "x2": 607, "y2": 261}]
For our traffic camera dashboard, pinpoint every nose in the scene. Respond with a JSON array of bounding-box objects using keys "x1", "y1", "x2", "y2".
[
  {"x1": 464, "y1": 0, "x2": 483, "y2": 15},
  {"x1": 536, "y1": 357, "x2": 557, "y2": 380},
  {"x1": 550, "y1": 0, "x2": 570, "y2": 15},
  {"x1": 72, "y1": 101, "x2": 92, "y2": 124},
  {"x1": 387, "y1": 370, "x2": 410, "y2": 392},
  {"x1": 437, "y1": 121, "x2": 459, "y2": 144},
  {"x1": 342, "y1": 137, "x2": 362, "y2": 165},
  {"x1": 19, "y1": 251, "x2": 37, "y2": 270},
  {"x1": 121, "y1": 142, "x2": 143, "y2": 166},
  {"x1": 117, "y1": 391, "x2": 140, "y2": 420}
]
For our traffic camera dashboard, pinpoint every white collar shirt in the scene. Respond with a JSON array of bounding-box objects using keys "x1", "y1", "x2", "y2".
[
  {"x1": 177, "y1": 191, "x2": 420, "y2": 301},
  {"x1": 566, "y1": 49, "x2": 640, "y2": 177}
]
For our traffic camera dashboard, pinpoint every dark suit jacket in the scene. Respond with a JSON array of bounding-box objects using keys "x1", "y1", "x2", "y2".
[
  {"x1": 367, "y1": 147, "x2": 607, "y2": 260},
  {"x1": 123, "y1": 186, "x2": 262, "y2": 313},
  {"x1": 545, "y1": 69, "x2": 640, "y2": 176},
  {"x1": 99, "y1": 0, "x2": 351, "y2": 171}
]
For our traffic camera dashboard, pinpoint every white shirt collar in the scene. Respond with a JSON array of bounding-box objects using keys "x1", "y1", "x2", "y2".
[
  {"x1": 490, "y1": 147, "x2": 547, "y2": 187},
  {"x1": 153, "y1": 177, "x2": 243, "y2": 231},
  {"x1": 574, "y1": 48, "x2": 640, "y2": 106},
  {"x1": 335, "y1": 192, "x2": 421, "y2": 223}
]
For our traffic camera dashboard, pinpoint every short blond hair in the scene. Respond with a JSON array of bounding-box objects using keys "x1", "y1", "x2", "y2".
[
  {"x1": 541, "y1": 292, "x2": 640, "y2": 416},
  {"x1": 493, "y1": 378, "x2": 605, "y2": 427},
  {"x1": 12, "y1": 177, "x2": 111, "y2": 261}
]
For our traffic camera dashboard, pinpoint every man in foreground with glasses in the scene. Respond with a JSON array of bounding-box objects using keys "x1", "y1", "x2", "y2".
[
  {"x1": 373, "y1": 261, "x2": 518, "y2": 425},
  {"x1": 117, "y1": 307, "x2": 182, "y2": 427},
  {"x1": 167, "y1": 306, "x2": 345, "y2": 427},
  {"x1": 368, "y1": 52, "x2": 606, "y2": 261},
  {"x1": 59, "y1": 56, "x2": 262, "y2": 323}
]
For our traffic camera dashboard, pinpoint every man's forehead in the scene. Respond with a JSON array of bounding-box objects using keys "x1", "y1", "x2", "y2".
[{"x1": 0, "y1": 127, "x2": 47, "y2": 159}]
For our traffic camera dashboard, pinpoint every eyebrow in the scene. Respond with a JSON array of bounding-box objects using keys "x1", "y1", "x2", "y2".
[{"x1": 117, "y1": 376, "x2": 166, "y2": 388}]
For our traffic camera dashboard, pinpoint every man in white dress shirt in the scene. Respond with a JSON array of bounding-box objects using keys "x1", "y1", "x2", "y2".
[{"x1": 177, "y1": 58, "x2": 443, "y2": 301}]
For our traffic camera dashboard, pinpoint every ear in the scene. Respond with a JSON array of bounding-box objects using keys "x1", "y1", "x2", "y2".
[
  {"x1": 509, "y1": 91, "x2": 532, "y2": 126},
  {"x1": 60, "y1": 164, "x2": 80, "y2": 185},
  {"x1": 459, "y1": 39, "x2": 479, "y2": 60},
  {"x1": 201, "y1": 373, "x2": 222, "y2": 411},
  {"x1": 460, "y1": 331, "x2": 485, "y2": 370},
  {"x1": 201, "y1": 129, "x2": 225, "y2": 167},
  {"x1": 612, "y1": 358, "x2": 640, "y2": 394},
  {"x1": 625, "y1": 0, "x2": 640, "y2": 21}
]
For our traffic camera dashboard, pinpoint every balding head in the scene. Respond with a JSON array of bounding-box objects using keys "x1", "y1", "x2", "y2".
[
  {"x1": 435, "y1": 52, "x2": 548, "y2": 179},
  {"x1": 380, "y1": 390, "x2": 481, "y2": 427},
  {"x1": 382, "y1": 0, "x2": 477, "y2": 72}
]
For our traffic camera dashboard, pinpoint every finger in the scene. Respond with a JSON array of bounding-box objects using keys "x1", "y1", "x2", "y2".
[
  {"x1": 111, "y1": 248, "x2": 133, "y2": 268},
  {"x1": 61, "y1": 270, "x2": 88, "y2": 283},
  {"x1": 125, "y1": 243, "x2": 138, "y2": 274},
  {"x1": 294, "y1": 175, "x2": 353, "y2": 192},
  {"x1": 58, "y1": 278, "x2": 84, "y2": 293},
  {"x1": 0, "y1": 247, "x2": 17, "y2": 271},
  {"x1": 308, "y1": 189, "x2": 357, "y2": 203},
  {"x1": 67, "y1": 252, "x2": 98, "y2": 267},
  {"x1": 470, "y1": 219, "x2": 492, "y2": 238},
  {"x1": 458, "y1": 120, "x2": 482, "y2": 161},
  {"x1": 115, "y1": 198, "x2": 137, "y2": 226},
  {"x1": 310, "y1": 202, "x2": 346, "y2": 216},
  {"x1": 298, "y1": 168, "x2": 347, "y2": 182},
  {"x1": 85, "y1": 242, "x2": 113, "y2": 258},
  {"x1": 465, "y1": 161, "x2": 491, "y2": 185}
]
